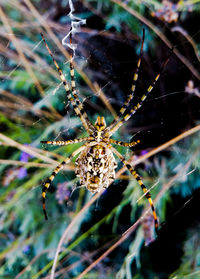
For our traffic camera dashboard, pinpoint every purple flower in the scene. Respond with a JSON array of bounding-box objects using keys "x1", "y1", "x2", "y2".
[
  {"x1": 140, "y1": 150, "x2": 148, "y2": 156},
  {"x1": 20, "y1": 151, "x2": 30, "y2": 162},
  {"x1": 17, "y1": 167, "x2": 27, "y2": 179},
  {"x1": 17, "y1": 147, "x2": 33, "y2": 179},
  {"x1": 22, "y1": 245, "x2": 30, "y2": 254},
  {"x1": 20, "y1": 148, "x2": 33, "y2": 162},
  {"x1": 56, "y1": 183, "x2": 71, "y2": 204}
]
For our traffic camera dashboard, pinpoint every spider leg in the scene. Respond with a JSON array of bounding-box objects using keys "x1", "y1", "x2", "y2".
[
  {"x1": 110, "y1": 145, "x2": 158, "y2": 233},
  {"x1": 41, "y1": 137, "x2": 93, "y2": 146},
  {"x1": 108, "y1": 48, "x2": 173, "y2": 137},
  {"x1": 109, "y1": 138, "x2": 140, "y2": 147},
  {"x1": 41, "y1": 33, "x2": 94, "y2": 134},
  {"x1": 108, "y1": 29, "x2": 145, "y2": 130},
  {"x1": 69, "y1": 31, "x2": 94, "y2": 132},
  {"x1": 42, "y1": 145, "x2": 85, "y2": 220}
]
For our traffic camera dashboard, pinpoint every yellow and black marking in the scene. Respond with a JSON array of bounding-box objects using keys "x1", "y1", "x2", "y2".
[
  {"x1": 109, "y1": 138, "x2": 140, "y2": 147},
  {"x1": 111, "y1": 145, "x2": 158, "y2": 233},
  {"x1": 41, "y1": 137, "x2": 91, "y2": 146},
  {"x1": 108, "y1": 29, "x2": 145, "y2": 130},
  {"x1": 69, "y1": 31, "x2": 94, "y2": 132},
  {"x1": 109, "y1": 49, "x2": 172, "y2": 136},
  {"x1": 126, "y1": 165, "x2": 158, "y2": 233},
  {"x1": 95, "y1": 116, "x2": 106, "y2": 131},
  {"x1": 42, "y1": 160, "x2": 67, "y2": 220},
  {"x1": 40, "y1": 30, "x2": 173, "y2": 231},
  {"x1": 42, "y1": 145, "x2": 85, "y2": 220},
  {"x1": 41, "y1": 33, "x2": 93, "y2": 134}
]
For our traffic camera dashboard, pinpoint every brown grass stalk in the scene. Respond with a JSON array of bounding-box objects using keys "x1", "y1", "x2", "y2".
[
  {"x1": 0, "y1": 134, "x2": 76, "y2": 170},
  {"x1": 0, "y1": 159, "x2": 75, "y2": 171},
  {"x1": 0, "y1": 89, "x2": 33, "y2": 107},
  {"x1": 0, "y1": 133, "x2": 57, "y2": 165},
  {"x1": 0, "y1": 32, "x2": 58, "y2": 82},
  {"x1": 0, "y1": 111, "x2": 35, "y2": 126}
]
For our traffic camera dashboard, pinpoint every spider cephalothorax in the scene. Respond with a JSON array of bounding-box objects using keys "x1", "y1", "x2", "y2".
[{"x1": 41, "y1": 29, "x2": 172, "y2": 233}]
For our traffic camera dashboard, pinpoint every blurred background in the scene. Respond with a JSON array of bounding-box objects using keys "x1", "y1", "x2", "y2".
[{"x1": 0, "y1": 0, "x2": 200, "y2": 278}]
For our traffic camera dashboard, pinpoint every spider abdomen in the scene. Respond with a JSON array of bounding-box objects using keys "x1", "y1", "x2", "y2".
[{"x1": 75, "y1": 144, "x2": 117, "y2": 193}]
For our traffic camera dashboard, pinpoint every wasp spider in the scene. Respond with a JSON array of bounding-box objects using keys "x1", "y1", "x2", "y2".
[{"x1": 41, "y1": 29, "x2": 171, "y2": 233}]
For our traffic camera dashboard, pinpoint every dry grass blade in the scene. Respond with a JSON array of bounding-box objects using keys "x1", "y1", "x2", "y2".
[
  {"x1": 0, "y1": 134, "x2": 76, "y2": 171},
  {"x1": 0, "y1": 133, "x2": 57, "y2": 165},
  {"x1": 0, "y1": 160, "x2": 75, "y2": 171}
]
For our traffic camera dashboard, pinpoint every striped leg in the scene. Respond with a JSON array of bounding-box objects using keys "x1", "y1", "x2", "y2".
[
  {"x1": 111, "y1": 145, "x2": 158, "y2": 233},
  {"x1": 41, "y1": 137, "x2": 92, "y2": 146},
  {"x1": 40, "y1": 33, "x2": 94, "y2": 134},
  {"x1": 108, "y1": 29, "x2": 145, "y2": 130},
  {"x1": 109, "y1": 138, "x2": 140, "y2": 147},
  {"x1": 108, "y1": 49, "x2": 173, "y2": 137},
  {"x1": 42, "y1": 145, "x2": 85, "y2": 220},
  {"x1": 69, "y1": 31, "x2": 94, "y2": 132}
]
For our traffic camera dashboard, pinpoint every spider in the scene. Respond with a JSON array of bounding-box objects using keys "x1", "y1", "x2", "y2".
[{"x1": 41, "y1": 29, "x2": 171, "y2": 233}]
